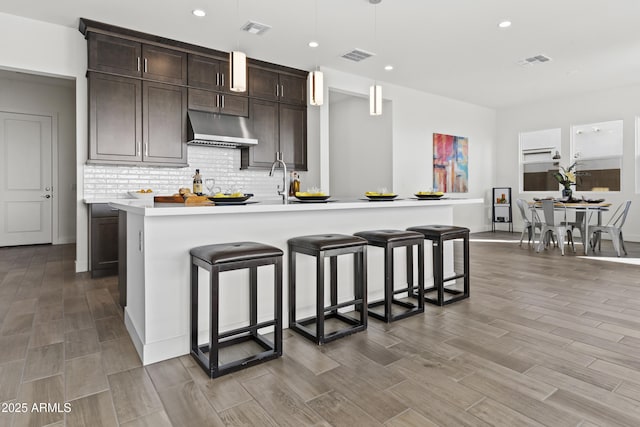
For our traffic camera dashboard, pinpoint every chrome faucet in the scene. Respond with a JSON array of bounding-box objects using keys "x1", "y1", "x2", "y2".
[{"x1": 269, "y1": 151, "x2": 288, "y2": 204}]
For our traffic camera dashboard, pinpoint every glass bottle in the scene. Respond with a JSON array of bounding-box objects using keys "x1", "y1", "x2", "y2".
[{"x1": 193, "y1": 169, "x2": 203, "y2": 195}]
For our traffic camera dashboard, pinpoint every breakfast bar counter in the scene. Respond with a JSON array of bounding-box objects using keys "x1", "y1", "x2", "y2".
[{"x1": 111, "y1": 197, "x2": 483, "y2": 365}]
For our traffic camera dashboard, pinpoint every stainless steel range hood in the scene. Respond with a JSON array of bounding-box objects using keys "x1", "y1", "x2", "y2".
[{"x1": 187, "y1": 110, "x2": 258, "y2": 148}]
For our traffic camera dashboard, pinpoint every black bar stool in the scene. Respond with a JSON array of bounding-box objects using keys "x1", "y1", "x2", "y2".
[
  {"x1": 190, "y1": 241, "x2": 283, "y2": 378},
  {"x1": 353, "y1": 230, "x2": 425, "y2": 322},
  {"x1": 407, "y1": 225, "x2": 470, "y2": 306},
  {"x1": 288, "y1": 234, "x2": 367, "y2": 344}
]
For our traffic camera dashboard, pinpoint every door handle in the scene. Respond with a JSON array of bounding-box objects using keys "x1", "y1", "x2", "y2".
[{"x1": 41, "y1": 194, "x2": 51, "y2": 199}]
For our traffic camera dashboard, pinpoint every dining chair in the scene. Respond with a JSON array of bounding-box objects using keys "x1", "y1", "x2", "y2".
[
  {"x1": 562, "y1": 210, "x2": 587, "y2": 249},
  {"x1": 536, "y1": 200, "x2": 575, "y2": 256},
  {"x1": 589, "y1": 200, "x2": 632, "y2": 257},
  {"x1": 516, "y1": 199, "x2": 542, "y2": 246}
]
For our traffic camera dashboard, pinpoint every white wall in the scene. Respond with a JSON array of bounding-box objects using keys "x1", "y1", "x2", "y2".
[
  {"x1": 329, "y1": 93, "x2": 393, "y2": 197},
  {"x1": 497, "y1": 84, "x2": 640, "y2": 241},
  {"x1": 319, "y1": 68, "x2": 496, "y2": 232},
  {"x1": 0, "y1": 12, "x2": 88, "y2": 270},
  {"x1": 0, "y1": 73, "x2": 76, "y2": 243}
]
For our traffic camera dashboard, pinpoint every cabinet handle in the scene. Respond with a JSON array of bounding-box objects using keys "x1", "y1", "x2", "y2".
[
  {"x1": 216, "y1": 72, "x2": 219, "y2": 86},
  {"x1": 221, "y1": 73, "x2": 224, "y2": 87},
  {"x1": 137, "y1": 57, "x2": 141, "y2": 72},
  {"x1": 144, "y1": 58, "x2": 148, "y2": 73},
  {"x1": 280, "y1": 84, "x2": 284, "y2": 98},
  {"x1": 276, "y1": 84, "x2": 279, "y2": 97},
  {"x1": 144, "y1": 142, "x2": 149, "y2": 157},
  {"x1": 137, "y1": 141, "x2": 141, "y2": 156},
  {"x1": 221, "y1": 95, "x2": 225, "y2": 109}
]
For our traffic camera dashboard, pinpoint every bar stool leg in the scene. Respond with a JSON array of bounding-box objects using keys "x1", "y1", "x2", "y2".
[
  {"x1": 359, "y1": 248, "x2": 367, "y2": 328},
  {"x1": 463, "y1": 235, "x2": 470, "y2": 299},
  {"x1": 274, "y1": 257, "x2": 283, "y2": 356},
  {"x1": 384, "y1": 245, "x2": 393, "y2": 321},
  {"x1": 418, "y1": 241, "x2": 425, "y2": 307},
  {"x1": 316, "y1": 252, "x2": 325, "y2": 344},
  {"x1": 210, "y1": 266, "x2": 220, "y2": 375},
  {"x1": 249, "y1": 266, "x2": 257, "y2": 338},
  {"x1": 288, "y1": 247, "x2": 296, "y2": 331},
  {"x1": 434, "y1": 239, "x2": 444, "y2": 306},
  {"x1": 190, "y1": 260, "x2": 199, "y2": 356},
  {"x1": 330, "y1": 256, "x2": 338, "y2": 316}
]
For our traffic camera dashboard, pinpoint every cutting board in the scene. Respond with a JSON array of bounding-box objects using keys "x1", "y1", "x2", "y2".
[{"x1": 153, "y1": 195, "x2": 213, "y2": 205}]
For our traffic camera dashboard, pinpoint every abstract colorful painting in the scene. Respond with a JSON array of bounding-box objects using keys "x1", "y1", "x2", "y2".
[{"x1": 433, "y1": 133, "x2": 468, "y2": 193}]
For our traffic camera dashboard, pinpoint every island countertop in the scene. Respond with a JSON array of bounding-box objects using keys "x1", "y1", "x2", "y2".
[
  {"x1": 117, "y1": 196, "x2": 484, "y2": 365},
  {"x1": 110, "y1": 197, "x2": 484, "y2": 216}
]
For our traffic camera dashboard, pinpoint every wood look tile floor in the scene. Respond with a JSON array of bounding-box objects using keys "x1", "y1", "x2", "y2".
[{"x1": 1, "y1": 233, "x2": 640, "y2": 426}]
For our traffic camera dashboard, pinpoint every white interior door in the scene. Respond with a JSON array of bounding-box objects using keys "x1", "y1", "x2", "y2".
[{"x1": 0, "y1": 111, "x2": 53, "y2": 246}]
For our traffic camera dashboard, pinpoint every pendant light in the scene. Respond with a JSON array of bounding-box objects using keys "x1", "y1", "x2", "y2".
[
  {"x1": 230, "y1": 0, "x2": 247, "y2": 92},
  {"x1": 369, "y1": 0, "x2": 382, "y2": 115},
  {"x1": 308, "y1": 0, "x2": 323, "y2": 106}
]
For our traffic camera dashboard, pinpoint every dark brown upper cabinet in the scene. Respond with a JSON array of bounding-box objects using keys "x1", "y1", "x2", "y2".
[
  {"x1": 241, "y1": 99, "x2": 307, "y2": 171},
  {"x1": 89, "y1": 33, "x2": 141, "y2": 78},
  {"x1": 188, "y1": 88, "x2": 249, "y2": 117},
  {"x1": 249, "y1": 67, "x2": 307, "y2": 105},
  {"x1": 88, "y1": 33, "x2": 187, "y2": 85},
  {"x1": 142, "y1": 45, "x2": 187, "y2": 85},
  {"x1": 143, "y1": 81, "x2": 188, "y2": 165},
  {"x1": 88, "y1": 72, "x2": 187, "y2": 166},
  {"x1": 89, "y1": 72, "x2": 142, "y2": 162},
  {"x1": 188, "y1": 54, "x2": 231, "y2": 93}
]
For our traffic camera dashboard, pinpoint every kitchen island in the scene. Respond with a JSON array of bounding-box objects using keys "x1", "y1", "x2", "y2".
[{"x1": 111, "y1": 197, "x2": 483, "y2": 365}]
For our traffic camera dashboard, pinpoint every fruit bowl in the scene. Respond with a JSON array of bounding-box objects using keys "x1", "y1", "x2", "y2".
[{"x1": 128, "y1": 190, "x2": 154, "y2": 199}]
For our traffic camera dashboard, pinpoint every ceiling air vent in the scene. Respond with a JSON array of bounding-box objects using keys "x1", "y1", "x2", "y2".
[
  {"x1": 341, "y1": 48, "x2": 375, "y2": 62},
  {"x1": 241, "y1": 21, "x2": 271, "y2": 35},
  {"x1": 517, "y1": 54, "x2": 552, "y2": 67}
]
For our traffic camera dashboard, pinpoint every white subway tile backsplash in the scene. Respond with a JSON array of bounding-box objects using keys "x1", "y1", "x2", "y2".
[{"x1": 84, "y1": 145, "x2": 303, "y2": 200}]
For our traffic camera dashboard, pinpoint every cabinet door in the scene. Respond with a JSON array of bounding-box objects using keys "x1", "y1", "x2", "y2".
[
  {"x1": 188, "y1": 54, "x2": 221, "y2": 90},
  {"x1": 279, "y1": 74, "x2": 307, "y2": 105},
  {"x1": 89, "y1": 73, "x2": 142, "y2": 162},
  {"x1": 188, "y1": 88, "x2": 219, "y2": 113},
  {"x1": 91, "y1": 215, "x2": 118, "y2": 277},
  {"x1": 88, "y1": 33, "x2": 141, "y2": 78},
  {"x1": 143, "y1": 81, "x2": 188, "y2": 165},
  {"x1": 219, "y1": 93, "x2": 249, "y2": 117},
  {"x1": 280, "y1": 103, "x2": 307, "y2": 170},
  {"x1": 241, "y1": 99, "x2": 278, "y2": 169},
  {"x1": 142, "y1": 45, "x2": 187, "y2": 85},
  {"x1": 248, "y1": 67, "x2": 279, "y2": 101}
]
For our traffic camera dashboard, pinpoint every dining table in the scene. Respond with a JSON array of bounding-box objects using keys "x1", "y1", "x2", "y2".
[{"x1": 529, "y1": 200, "x2": 611, "y2": 255}]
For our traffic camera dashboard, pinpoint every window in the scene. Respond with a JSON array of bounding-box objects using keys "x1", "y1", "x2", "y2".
[
  {"x1": 519, "y1": 128, "x2": 561, "y2": 192},
  {"x1": 571, "y1": 120, "x2": 622, "y2": 192}
]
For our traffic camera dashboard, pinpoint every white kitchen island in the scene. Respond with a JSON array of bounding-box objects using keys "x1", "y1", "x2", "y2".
[{"x1": 111, "y1": 197, "x2": 483, "y2": 365}]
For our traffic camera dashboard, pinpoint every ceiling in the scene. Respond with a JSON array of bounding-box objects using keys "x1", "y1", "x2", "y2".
[{"x1": 2, "y1": 0, "x2": 640, "y2": 108}]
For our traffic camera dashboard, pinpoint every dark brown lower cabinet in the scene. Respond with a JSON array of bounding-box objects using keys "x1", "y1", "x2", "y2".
[{"x1": 90, "y1": 204, "x2": 119, "y2": 278}]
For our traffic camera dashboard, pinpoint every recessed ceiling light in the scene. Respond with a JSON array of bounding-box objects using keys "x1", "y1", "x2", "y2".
[
  {"x1": 498, "y1": 20, "x2": 511, "y2": 28},
  {"x1": 192, "y1": 9, "x2": 206, "y2": 17},
  {"x1": 384, "y1": 65, "x2": 393, "y2": 71},
  {"x1": 308, "y1": 41, "x2": 319, "y2": 48}
]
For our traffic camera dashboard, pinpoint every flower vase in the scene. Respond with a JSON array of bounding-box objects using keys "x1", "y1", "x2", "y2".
[{"x1": 562, "y1": 187, "x2": 572, "y2": 199}]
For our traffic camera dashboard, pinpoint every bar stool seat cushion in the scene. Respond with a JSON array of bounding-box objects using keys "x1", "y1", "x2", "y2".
[
  {"x1": 190, "y1": 242, "x2": 283, "y2": 265},
  {"x1": 288, "y1": 234, "x2": 367, "y2": 251},
  {"x1": 407, "y1": 225, "x2": 470, "y2": 238},
  {"x1": 354, "y1": 229, "x2": 424, "y2": 244}
]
